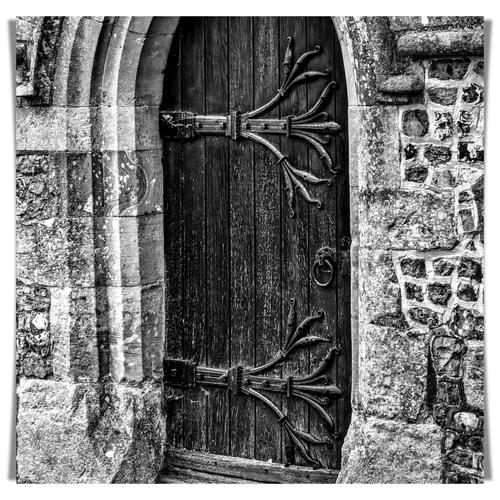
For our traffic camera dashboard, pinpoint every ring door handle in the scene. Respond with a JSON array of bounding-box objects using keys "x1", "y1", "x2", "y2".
[{"x1": 311, "y1": 246, "x2": 336, "y2": 288}]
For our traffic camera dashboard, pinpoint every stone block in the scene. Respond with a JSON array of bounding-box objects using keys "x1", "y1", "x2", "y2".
[
  {"x1": 94, "y1": 217, "x2": 122, "y2": 286},
  {"x1": 337, "y1": 17, "x2": 394, "y2": 105},
  {"x1": 94, "y1": 215, "x2": 164, "y2": 287},
  {"x1": 68, "y1": 288, "x2": 99, "y2": 381},
  {"x1": 135, "y1": 34, "x2": 175, "y2": 106},
  {"x1": 16, "y1": 153, "x2": 66, "y2": 220},
  {"x1": 359, "y1": 189, "x2": 457, "y2": 251},
  {"x1": 135, "y1": 106, "x2": 161, "y2": 150},
  {"x1": 16, "y1": 107, "x2": 66, "y2": 151},
  {"x1": 17, "y1": 218, "x2": 69, "y2": 286},
  {"x1": 121, "y1": 287, "x2": 144, "y2": 381},
  {"x1": 93, "y1": 150, "x2": 163, "y2": 217},
  {"x1": 377, "y1": 74, "x2": 424, "y2": 94},
  {"x1": 404, "y1": 165, "x2": 428, "y2": 183},
  {"x1": 423, "y1": 145, "x2": 451, "y2": 165},
  {"x1": 130, "y1": 149, "x2": 163, "y2": 216},
  {"x1": 16, "y1": 378, "x2": 165, "y2": 483},
  {"x1": 16, "y1": 283, "x2": 52, "y2": 378},
  {"x1": 17, "y1": 217, "x2": 95, "y2": 287},
  {"x1": 462, "y1": 340, "x2": 484, "y2": 410},
  {"x1": 449, "y1": 306, "x2": 484, "y2": 340},
  {"x1": 397, "y1": 29, "x2": 484, "y2": 57},
  {"x1": 66, "y1": 153, "x2": 93, "y2": 216},
  {"x1": 141, "y1": 284, "x2": 165, "y2": 380},
  {"x1": 402, "y1": 109, "x2": 429, "y2": 137},
  {"x1": 66, "y1": 106, "x2": 92, "y2": 150},
  {"x1": 358, "y1": 249, "x2": 401, "y2": 325},
  {"x1": 92, "y1": 283, "x2": 165, "y2": 382},
  {"x1": 427, "y1": 87, "x2": 458, "y2": 106},
  {"x1": 462, "y1": 83, "x2": 484, "y2": 104},
  {"x1": 431, "y1": 335, "x2": 466, "y2": 378},
  {"x1": 349, "y1": 106, "x2": 401, "y2": 190},
  {"x1": 65, "y1": 17, "x2": 103, "y2": 106},
  {"x1": 337, "y1": 412, "x2": 442, "y2": 483},
  {"x1": 49, "y1": 287, "x2": 99, "y2": 381},
  {"x1": 116, "y1": 30, "x2": 148, "y2": 107},
  {"x1": 67, "y1": 217, "x2": 95, "y2": 286},
  {"x1": 428, "y1": 59, "x2": 471, "y2": 80},
  {"x1": 432, "y1": 111, "x2": 454, "y2": 141},
  {"x1": 358, "y1": 324, "x2": 429, "y2": 421},
  {"x1": 453, "y1": 411, "x2": 481, "y2": 433}
]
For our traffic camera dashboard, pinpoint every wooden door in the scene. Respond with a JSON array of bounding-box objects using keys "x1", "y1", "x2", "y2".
[{"x1": 161, "y1": 16, "x2": 350, "y2": 483}]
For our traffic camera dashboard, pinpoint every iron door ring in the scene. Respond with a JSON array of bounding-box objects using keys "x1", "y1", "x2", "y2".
[{"x1": 312, "y1": 246, "x2": 336, "y2": 288}]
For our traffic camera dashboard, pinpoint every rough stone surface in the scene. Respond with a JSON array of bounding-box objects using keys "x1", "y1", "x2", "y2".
[
  {"x1": 17, "y1": 378, "x2": 166, "y2": 483},
  {"x1": 15, "y1": 15, "x2": 485, "y2": 484},
  {"x1": 377, "y1": 74, "x2": 424, "y2": 94},
  {"x1": 16, "y1": 284, "x2": 52, "y2": 378},
  {"x1": 397, "y1": 29, "x2": 484, "y2": 57},
  {"x1": 16, "y1": 153, "x2": 65, "y2": 219},
  {"x1": 427, "y1": 87, "x2": 458, "y2": 105},
  {"x1": 402, "y1": 109, "x2": 429, "y2": 137},
  {"x1": 358, "y1": 249, "x2": 401, "y2": 323},
  {"x1": 349, "y1": 106, "x2": 401, "y2": 189},
  {"x1": 359, "y1": 190, "x2": 457, "y2": 250},
  {"x1": 462, "y1": 341, "x2": 484, "y2": 410},
  {"x1": 358, "y1": 324, "x2": 429, "y2": 421},
  {"x1": 337, "y1": 412, "x2": 442, "y2": 483},
  {"x1": 428, "y1": 58, "x2": 470, "y2": 80}
]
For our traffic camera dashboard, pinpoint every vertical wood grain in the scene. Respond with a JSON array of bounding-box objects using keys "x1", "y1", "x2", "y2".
[
  {"x1": 278, "y1": 16, "x2": 310, "y2": 466},
  {"x1": 205, "y1": 17, "x2": 230, "y2": 455},
  {"x1": 162, "y1": 16, "x2": 350, "y2": 473},
  {"x1": 253, "y1": 16, "x2": 282, "y2": 464},
  {"x1": 162, "y1": 26, "x2": 185, "y2": 448},
  {"x1": 228, "y1": 16, "x2": 256, "y2": 459},
  {"x1": 333, "y1": 23, "x2": 351, "y2": 467},
  {"x1": 307, "y1": 16, "x2": 338, "y2": 469},
  {"x1": 181, "y1": 17, "x2": 207, "y2": 451}
]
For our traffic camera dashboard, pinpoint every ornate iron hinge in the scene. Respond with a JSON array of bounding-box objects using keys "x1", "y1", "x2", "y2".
[
  {"x1": 164, "y1": 298, "x2": 341, "y2": 469},
  {"x1": 160, "y1": 36, "x2": 342, "y2": 217}
]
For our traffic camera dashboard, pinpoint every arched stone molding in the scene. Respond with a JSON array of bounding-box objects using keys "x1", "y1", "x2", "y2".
[
  {"x1": 32, "y1": 16, "x2": 182, "y2": 383},
  {"x1": 16, "y1": 16, "x2": 484, "y2": 483}
]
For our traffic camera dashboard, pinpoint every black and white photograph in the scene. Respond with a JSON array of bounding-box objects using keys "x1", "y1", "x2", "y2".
[{"x1": 2, "y1": 3, "x2": 499, "y2": 492}]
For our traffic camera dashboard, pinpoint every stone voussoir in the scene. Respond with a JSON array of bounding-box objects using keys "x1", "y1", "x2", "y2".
[{"x1": 397, "y1": 29, "x2": 484, "y2": 57}]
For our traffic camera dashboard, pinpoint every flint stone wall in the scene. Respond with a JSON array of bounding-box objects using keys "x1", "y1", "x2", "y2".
[
  {"x1": 337, "y1": 15, "x2": 484, "y2": 484},
  {"x1": 16, "y1": 16, "x2": 484, "y2": 483}
]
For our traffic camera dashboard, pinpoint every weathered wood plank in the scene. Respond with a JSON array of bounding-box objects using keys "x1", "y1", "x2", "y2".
[
  {"x1": 205, "y1": 16, "x2": 230, "y2": 455},
  {"x1": 162, "y1": 27, "x2": 184, "y2": 448},
  {"x1": 228, "y1": 16, "x2": 256, "y2": 460},
  {"x1": 180, "y1": 17, "x2": 208, "y2": 451},
  {"x1": 253, "y1": 16, "x2": 282, "y2": 464},
  {"x1": 333, "y1": 23, "x2": 352, "y2": 467},
  {"x1": 159, "y1": 467, "x2": 262, "y2": 483},
  {"x1": 307, "y1": 16, "x2": 339, "y2": 469},
  {"x1": 278, "y1": 16, "x2": 310, "y2": 467},
  {"x1": 164, "y1": 448, "x2": 339, "y2": 483},
  {"x1": 161, "y1": 16, "x2": 349, "y2": 474}
]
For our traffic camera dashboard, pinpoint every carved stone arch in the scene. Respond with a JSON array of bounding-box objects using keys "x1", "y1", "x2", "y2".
[{"x1": 18, "y1": 15, "x2": 484, "y2": 484}]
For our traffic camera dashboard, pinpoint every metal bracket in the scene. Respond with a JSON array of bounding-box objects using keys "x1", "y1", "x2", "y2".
[
  {"x1": 164, "y1": 298, "x2": 341, "y2": 469},
  {"x1": 160, "y1": 36, "x2": 342, "y2": 218}
]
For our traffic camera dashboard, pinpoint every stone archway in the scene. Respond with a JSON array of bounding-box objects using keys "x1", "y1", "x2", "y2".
[{"x1": 16, "y1": 16, "x2": 485, "y2": 484}]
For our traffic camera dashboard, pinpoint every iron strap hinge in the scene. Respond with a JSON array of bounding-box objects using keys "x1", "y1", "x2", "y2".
[
  {"x1": 159, "y1": 36, "x2": 343, "y2": 219},
  {"x1": 160, "y1": 111, "x2": 341, "y2": 141}
]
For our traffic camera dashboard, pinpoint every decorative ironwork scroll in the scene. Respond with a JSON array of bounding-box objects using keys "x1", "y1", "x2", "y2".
[
  {"x1": 160, "y1": 36, "x2": 342, "y2": 217},
  {"x1": 164, "y1": 298, "x2": 341, "y2": 469}
]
